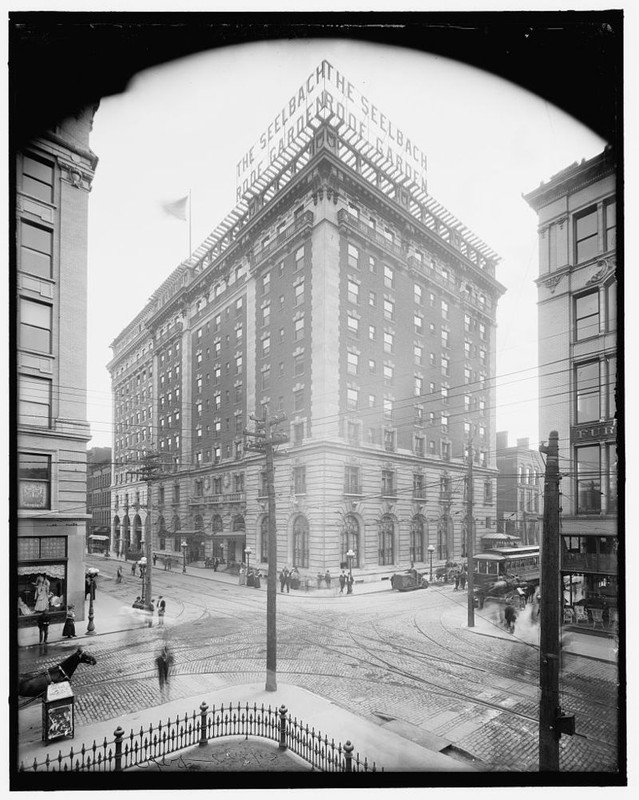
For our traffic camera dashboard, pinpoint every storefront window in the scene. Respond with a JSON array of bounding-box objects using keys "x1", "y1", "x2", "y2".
[
  {"x1": 17, "y1": 537, "x2": 67, "y2": 618},
  {"x1": 576, "y1": 445, "x2": 601, "y2": 514}
]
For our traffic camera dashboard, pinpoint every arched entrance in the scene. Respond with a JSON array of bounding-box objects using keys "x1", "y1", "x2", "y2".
[
  {"x1": 192, "y1": 515, "x2": 205, "y2": 562},
  {"x1": 292, "y1": 514, "x2": 309, "y2": 569},
  {"x1": 211, "y1": 514, "x2": 224, "y2": 561},
  {"x1": 132, "y1": 514, "x2": 142, "y2": 552},
  {"x1": 341, "y1": 514, "x2": 360, "y2": 568}
]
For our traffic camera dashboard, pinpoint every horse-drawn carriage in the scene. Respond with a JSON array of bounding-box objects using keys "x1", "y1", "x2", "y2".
[{"x1": 390, "y1": 569, "x2": 429, "y2": 592}]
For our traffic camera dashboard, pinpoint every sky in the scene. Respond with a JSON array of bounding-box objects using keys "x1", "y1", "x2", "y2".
[{"x1": 85, "y1": 37, "x2": 607, "y2": 450}]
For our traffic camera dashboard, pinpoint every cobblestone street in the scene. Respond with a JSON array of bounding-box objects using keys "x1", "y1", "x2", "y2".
[{"x1": 17, "y1": 564, "x2": 620, "y2": 776}]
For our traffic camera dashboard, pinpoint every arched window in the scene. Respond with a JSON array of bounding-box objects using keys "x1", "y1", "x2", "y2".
[
  {"x1": 113, "y1": 515, "x2": 121, "y2": 554},
  {"x1": 211, "y1": 514, "x2": 223, "y2": 533},
  {"x1": 293, "y1": 515, "x2": 309, "y2": 569},
  {"x1": 232, "y1": 515, "x2": 245, "y2": 532},
  {"x1": 410, "y1": 516, "x2": 424, "y2": 563},
  {"x1": 194, "y1": 515, "x2": 204, "y2": 532},
  {"x1": 260, "y1": 516, "x2": 269, "y2": 563},
  {"x1": 122, "y1": 516, "x2": 131, "y2": 552},
  {"x1": 438, "y1": 516, "x2": 453, "y2": 561},
  {"x1": 378, "y1": 515, "x2": 394, "y2": 566},
  {"x1": 340, "y1": 514, "x2": 360, "y2": 568}
]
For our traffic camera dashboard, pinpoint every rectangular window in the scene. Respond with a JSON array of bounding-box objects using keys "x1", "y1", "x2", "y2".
[
  {"x1": 347, "y1": 387, "x2": 359, "y2": 410},
  {"x1": 576, "y1": 361, "x2": 600, "y2": 423},
  {"x1": 20, "y1": 220, "x2": 53, "y2": 278},
  {"x1": 414, "y1": 437, "x2": 425, "y2": 457},
  {"x1": 383, "y1": 398, "x2": 392, "y2": 419},
  {"x1": 294, "y1": 353, "x2": 304, "y2": 376},
  {"x1": 414, "y1": 345, "x2": 423, "y2": 365},
  {"x1": 368, "y1": 324, "x2": 376, "y2": 340},
  {"x1": 345, "y1": 466, "x2": 360, "y2": 494},
  {"x1": 414, "y1": 314, "x2": 423, "y2": 334},
  {"x1": 347, "y1": 421, "x2": 360, "y2": 444},
  {"x1": 295, "y1": 247, "x2": 305, "y2": 271},
  {"x1": 347, "y1": 352, "x2": 359, "y2": 376},
  {"x1": 441, "y1": 413, "x2": 449, "y2": 433},
  {"x1": 294, "y1": 317, "x2": 304, "y2": 341},
  {"x1": 382, "y1": 469, "x2": 395, "y2": 495},
  {"x1": 18, "y1": 452, "x2": 51, "y2": 508},
  {"x1": 347, "y1": 315, "x2": 359, "y2": 336},
  {"x1": 384, "y1": 299, "x2": 395, "y2": 321},
  {"x1": 441, "y1": 329, "x2": 449, "y2": 349},
  {"x1": 295, "y1": 281, "x2": 305, "y2": 306},
  {"x1": 294, "y1": 390, "x2": 304, "y2": 412},
  {"x1": 347, "y1": 280, "x2": 359, "y2": 304},
  {"x1": 576, "y1": 445, "x2": 601, "y2": 514},
  {"x1": 19, "y1": 298, "x2": 52, "y2": 353},
  {"x1": 348, "y1": 244, "x2": 359, "y2": 269},
  {"x1": 368, "y1": 290, "x2": 377, "y2": 307},
  {"x1": 575, "y1": 207, "x2": 598, "y2": 263},
  {"x1": 22, "y1": 154, "x2": 54, "y2": 203},
  {"x1": 368, "y1": 358, "x2": 376, "y2": 374},
  {"x1": 261, "y1": 304, "x2": 270, "y2": 327},
  {"x1": 19, "y1": 375, "x2": 51, "y2": 426},
  {"x1": 413, "y1": 472, "x2": 425, "y2": 498},
  {"x1": 441, "y1": 300, "x2": 449, "y2": 320},
  {"x1": 383, "y1": 365, "x2": 394, "y2": 385},
  {"x1": 294, "y1": 466, "x2": 306, "y2": 494},
  {"x1": 383, "y1": 332, "x2": 394, "y2": 353},
  {"x1": 415, "y1": 376, "x2": 423, "y2": 396},
  {"x1": 414, "y1": 284, "x2": 422, "y2": 304},
  {"x1": 384, "y1": 265, "x2": 394, "y2": 288},
  {"x1": 575, "y1": 291, "x2": 599, "y2": 340},
  {"x1": 464, "y1": 314, "x2": 471, "y2": 332},
  {"x1": 441, "y1": 357, "x2": 450, "y2": 377},
  {"x1": 368, "y1": 255, "x2": 377, "y2": 273},
  {"x1": 262, "y1": 272, "x2": 271, "y2": 293},
  {"x1": 293, "y1": 422, "x2": 304, "y2": 443},
  {"x1": 441, "y1": 386, "x2": 449, "y2": 404},
  {"x1": 262, "y1": 337, "x2": 270, "y2": 357},
  {"x1": 605, "y1": 200, "x2": 616, "y2": 251}
]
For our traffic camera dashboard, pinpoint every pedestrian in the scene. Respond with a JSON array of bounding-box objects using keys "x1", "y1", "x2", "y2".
[
  {"x1": 285, "y1": 569, "x2": 291, "y2": 593},
  {"x1": 504, "y1": 603, "x2": 517, "y2": 633},
  {"x1": 132, "y1": 596, "x2": 142, "y2": 609},
  {"x1": 254, "y1": 570, "x2": 261, "y2": 589},
  {"x1": 131, "y1": 561, "x2": 136, "y2": 576},
  {"x1": 157, "y1": 595, "x2": 166, "y2": 626},
  {"x1": 116, "y1": 566, "x2": 123, "y2": 584},
  {"x1": 156, "y1": 644, "x2": 174, "y2": 692},
  {"x1": 239, "y1": 564, "x2": 247, "y2": 586},
  {"x1": 62, "y1": 605, "x2": 76, "y2": 638},
  {"x1": 459, "y1": 570, "x2": 467, "y2": 591},
  {"x1": 453, "y1": 571, "x2": 460, "y2": 591},
  {"x1": 153, "y1": 553, "x2": 157, "y2": 567},
  {"x1": 213, "y1": 558, "x2": 219, "y2": 572},
  {"x1": 37, "y1": 610, "x2": 50, "y2": 644},
  {"x1": 325, "y1": 570, "x2": 332, "y2": 589},
  {"x1": 347, "y1": 574, "x2": 354, "y2": 594},
  {"x1": 279, "y1": 567, "x2": 287, "y2": 593},
  {"x1": 516, "y1": 585, "x2": 526, "y2": 610},
  {"x1": 339, "y1": 572, "x2": 346, "y2": 594}
]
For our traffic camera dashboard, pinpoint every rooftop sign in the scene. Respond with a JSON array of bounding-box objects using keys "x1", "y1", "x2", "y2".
[{"x1": 236, "y1": 60, "x2": 428, "y2": 201}]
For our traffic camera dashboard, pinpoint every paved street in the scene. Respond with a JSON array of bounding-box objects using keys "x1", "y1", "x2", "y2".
[{"x1": 17, "y1": 559, "x2": 620, "y2": 774}]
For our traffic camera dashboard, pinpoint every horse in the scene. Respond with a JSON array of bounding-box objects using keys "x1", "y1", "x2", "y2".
[{"x1": 18, "y1": 647, "x2": 97, "y2": 698}]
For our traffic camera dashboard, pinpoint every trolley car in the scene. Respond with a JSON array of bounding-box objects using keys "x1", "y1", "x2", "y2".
[{"x1": 473, "y1": 545, "x2": 540, "y2": 591}]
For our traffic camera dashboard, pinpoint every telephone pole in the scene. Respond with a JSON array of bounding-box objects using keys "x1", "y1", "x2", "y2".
[
  {"x1": 466, "y1": 438, "x2": 475, "y2": 628},
  {"x1": 538, "y1": 430, "x2": 574, "y2": 771},
  {"x1": 245, "y1": 407, "x2": 288, "y2": 692},
  {"x1": 126, "y1": 451, "x2": 172, "y2": 615}
]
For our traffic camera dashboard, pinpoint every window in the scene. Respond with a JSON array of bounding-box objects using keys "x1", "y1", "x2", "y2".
[
  {"x1": 347, "y1": 352, "x2": 359, "y2": 376},
  {"x1": 262, "y1": 368, "x2": 270, "y2": 391},
  {"x1": 441, "y1": 413, "x2": 449, "y2": 433},
  {"x1": 464, "y1": 367, "x2": 471, "y2": 385},
  {"x1": 378, "y1": 516, "x2": 394, "y2": 565},
  {"x1": 295, "y1": 281, "x2": 305, "y2": 306},
  {"x1": 383, "y1": 332, "x2": 394, "y2": 353},
  {"x1": 575, "y1": 292, "x2": 599, "y2": 340},
  {"x1": 368, "y1": 255, "x2": 377, "y2": 273},
  {"x1": 294, "y1": 353, "x2": 304, "y2": 376},
  {"x1": 20, "y1": 221, "x2": 53, "y2": 278},
  {"x1": 347, "y1": 387, "x2": 359, "y2": 410},
  {"x1": 414, "y1": 345, "x2": 423, "y2": 365},
  {"x1": 575, "y1": 207, "x2": 598, "y2": 263},
  {"x1": 368, "y1": 290, "x2": 377, "y2": 307},
  {"x1": 441, "y1": 357, "x2": 450, "y2": 377},
  {"x1": 261, "y1": 272, "x2": 270, "y2": 294},
  {"x1": 464, "y1": 314, "x2": 471, "y2": 332},
  {"x1": 384, "y1": 265, "x2": 394, "y2": 288},
  {"x1": 345, "y1": 466, "x2": 360, "y2": 494},
  {"x1": 295, "y1": 247, "x2": 305, "y2": 271},
  {"x1": 384, "y1": 299, "x2": 395, "y2": 321},
  {"x1": 576, "y1": 361, "x2": 600, "y2": 423},
  {"x1": 479, "y1": 349, "x2": 487, "y2": 366},
  {"x1": 341, "y1": 515, "x2": 360, "y2": 567},
  {"x1": 414, "y1": 283, "x2": 423, "y2": 304},
  {"x1": 410, "y1": 516, "x2": 424, "y2": 561},
  {"x1": 441, "y1": 300, "x2": 449, "y2": 320},
  {"x1": 383, "y1": 399, "x2": 393, "y2": 420},
  {"x1": 576, "y1": 445, "x2": 601, "y2": 514},
  {"x1": 293, "y1": 515, "x2": 309, "y2": 568},
  {"x1": 441, "y1": 329, "x2": 449, "y2": 349},
  {"x1": 22, "y1": 154, "x2": 54, "y2": 203},
  {"x1": 382, "y1": 470, "x2": 395, "y2": 496},
  {"x1": 479, "y1": 322, "x2": 486, "y2": 341},
  {"x1": 262, "y1": 337, "x2": 270, "y2": 357},
  {"x1": 383, "y1": 365, "x2": 394, "y2": 386},
  {"x1": 19, "y1": 375, "x2": 51, "y2": 426},
  {"x1": 347, "y1": 280, "x2": 359, "y2": 304},
  {"x1": 19, "y1": 452, "x2": 51, "y2": 509},
  {"x1": 294, "y1": 317, "x2": 304, "y2": 341},
  {"x1": 348, "y1": 203, "x2": 359, "y2": 219},
  {"x1": 384, "y1": 429, "x2": 395, "y2": 452},
  {"x1": 294, "y1": 390, "x2": 304, "y2": 412},
  {"x1": 294, "y1": 466, "x2": 306, "y2": 494},
  {"x1": 414, "y1": 314, "x2": 423, "y2": 335},
  {"x1": 414, "y1": 437, "x2": 425, "y2": 457},
  {"x1": 606, "y1": 281, "x2": 617, "y2": 333},
  {"x1": 347, "y1": 243, "x2": 359, "y2": 269},
  {"x1": 368, "y1": 358, "x2": 376, "y2": 374},
  {"x1": 464, "y1": 341, "x2": 471, "y2": 359},
  {"x1": 347, "y1": 315, "x2": 359, "y2": 336},
  {"x1": 605, "y1": 200, "x2": 616, "y2": 251},
  {"x1": 293, "y1": 422, "x2": 304, "y2": 443},
  {"x1": 441, "y1": 386, "x2": 449, "y2": 405},
  {"x1": 347, "y1": 421, "x2": 360, "y2": 444},
  {"x1": 415, "y1": 376, "x2": 423, "y2": 396},
  {"x1": 261, "y1": 304, "x2": 270, "y2": 327},
  {"x1": 19, "y1": 298, "x2": 52, "y2": 353},
  {"x1": 484, "y1": 480, "x2": 493, "y2": 503},
  {"x1": 236, "y1": 355, "x2": 243, "y2": 373}
]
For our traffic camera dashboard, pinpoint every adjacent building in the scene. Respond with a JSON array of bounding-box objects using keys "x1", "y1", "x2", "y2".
[
  {"x1": 524, "y1": 146, "x2": 618, "y2": 610},
  {"x1": 87, "y1": 447, "x2": 112, "y2": 554},
  {"x1": 108, "y1": 64, "x2": 505, "y2": 579},
  {"x1": 495, "y1": 431, "x2": 544, "y2": 546},
  {"x1": 16, "y1": 107, "x2": 99, "y2": 631}
]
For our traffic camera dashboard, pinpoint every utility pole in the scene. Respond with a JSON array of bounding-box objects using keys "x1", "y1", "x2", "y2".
[
  {"x1": 466, "y1": 438, "x2": 475, "y2": 628},
  {"x1": 538, "y1": 431, "x2": 574, "y2": 771},
  {"x1": 126, "y1": 451, "x2": 171, "y2": 616},
  {"x1": 245, "y1": 407, "x2": 288, "y2": 692}
]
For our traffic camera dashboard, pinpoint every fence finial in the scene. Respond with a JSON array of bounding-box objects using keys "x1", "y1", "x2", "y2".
[{"x1": 278, "y1": 705, "x2": 288, "y2": 751}]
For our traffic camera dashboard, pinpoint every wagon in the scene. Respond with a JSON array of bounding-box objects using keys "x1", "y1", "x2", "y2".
[{"x1": 390, "y1": 570, "x2": 429, "y2": 592}]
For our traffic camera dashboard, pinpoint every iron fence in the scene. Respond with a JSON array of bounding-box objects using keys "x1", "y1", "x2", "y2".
[{"x1": 19, "y1": 701, "x2": 380, "y2": 773}]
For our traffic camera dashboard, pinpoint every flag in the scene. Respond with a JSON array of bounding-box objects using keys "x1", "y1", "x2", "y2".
[{"x1": 161, "y1": 195, "x2": 188, "y2": 221}]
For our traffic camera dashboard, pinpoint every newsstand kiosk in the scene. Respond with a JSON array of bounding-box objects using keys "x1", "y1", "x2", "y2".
[{"x1": 42, "y1": 683, "x2": 75, "y2": 743}]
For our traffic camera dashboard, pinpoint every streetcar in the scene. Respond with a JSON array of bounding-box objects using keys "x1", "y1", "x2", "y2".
[{"x1": 473, "y1": 545, "x2": 540, "y2": 591}]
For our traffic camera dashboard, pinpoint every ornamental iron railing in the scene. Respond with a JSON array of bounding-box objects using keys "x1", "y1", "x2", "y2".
[{"x1": 19, "y1": 701, "x2": 380, "y2": 773}]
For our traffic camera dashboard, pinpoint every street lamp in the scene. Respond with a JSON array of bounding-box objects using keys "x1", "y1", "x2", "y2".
[
  {"x1": 181, "y1": 540, "x2": 187, "y2": 574},
  {"x1": 86, "y1": 567, "x2": 99, "y2": 635},
  {"x1": 346, "y1": 549, "x2": 355, "y2": 579},
  {"x1": 138, "y1": 556, "x2": 147, "y2": 604},
  {"x1": 427, "y1": 544, "x2": 435, "y2": 582}
]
